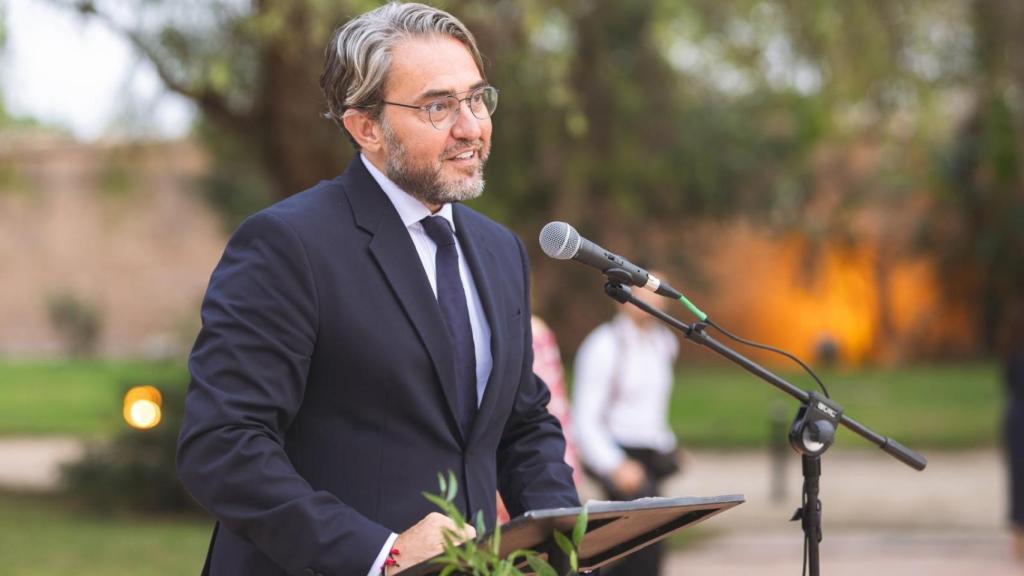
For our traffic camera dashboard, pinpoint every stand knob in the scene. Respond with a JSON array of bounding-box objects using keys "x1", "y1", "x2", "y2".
[{"x1": 800, "y1": 420, "x2": 836, "y2": 453}]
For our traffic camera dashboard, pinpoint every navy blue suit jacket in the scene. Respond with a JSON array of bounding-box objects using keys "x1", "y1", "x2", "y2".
[{"x1": 177, "y1": 157, "x2": 579, "y2": 576}]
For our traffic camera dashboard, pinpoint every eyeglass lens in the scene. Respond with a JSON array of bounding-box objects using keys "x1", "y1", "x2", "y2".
[{"x1": 428, "y1": 87, "x2": 498, "y2": 128}]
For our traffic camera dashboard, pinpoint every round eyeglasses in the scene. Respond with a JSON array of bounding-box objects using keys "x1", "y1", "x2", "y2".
[{"x1": 380, "y1": 86, "x2": 499, "y2": 130}]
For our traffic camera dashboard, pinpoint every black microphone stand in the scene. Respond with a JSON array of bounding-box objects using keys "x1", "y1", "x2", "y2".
[{"x1": 602, "y1": 280, "x2": 927, "y2": 576}]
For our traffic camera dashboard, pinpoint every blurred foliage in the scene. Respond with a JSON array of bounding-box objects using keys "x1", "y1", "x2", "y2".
[
  {"x1": 46, "y1": 292, "x2": 102, "y2": 358},
  {"x1": 919, "y1": 0, "x2": 1024, "y2": 351},
  {"x1": 61, "y1": 382, "x2": 201, "y2": 513},
  {"x1": 0, "y1": 159, "x2": 30, "y2": 195},
  {"x1": 98, "y1": 157, "x2": 138, "y2": 198},
  {"x1": 59, "y1": 0, "x2": 1023, "y2": 352},
  {"x1": 194, "y1": 118, "x2": 276, "y2": 230}
]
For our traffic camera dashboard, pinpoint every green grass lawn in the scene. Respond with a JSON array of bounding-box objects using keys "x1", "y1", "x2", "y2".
[
  {"x1": 0, "y1": 359, "x2": 1004, "y2": 448},
  {"x1": 0, "y1": 360, "x2": 187, "y2": 437},
  {"x1": 0, "y1": 492, "x2": 211, "y2": 576},
  {"x1": 671, "y1": 362, "x2": 1003, "y2": 449}
]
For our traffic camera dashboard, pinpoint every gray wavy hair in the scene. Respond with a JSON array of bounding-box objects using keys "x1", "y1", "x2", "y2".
[{"x1": 320, "y1": 2, "x2": 485, "y2": 148}]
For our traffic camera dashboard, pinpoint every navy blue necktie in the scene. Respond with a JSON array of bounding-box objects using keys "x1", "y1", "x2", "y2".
[{"x1": 421, "y1": 215, "x2": 477, "y2": 435}]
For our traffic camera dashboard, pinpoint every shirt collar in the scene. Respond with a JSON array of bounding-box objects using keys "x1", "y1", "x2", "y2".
[{"x1": 360, "y1": 153, "x2": 456, "y2": 232}]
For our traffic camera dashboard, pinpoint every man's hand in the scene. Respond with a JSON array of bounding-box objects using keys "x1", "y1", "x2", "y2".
[
  {"x1": 610, "y1": 458, "x2": 646, "y2": 496},
  {"x1": 392, "y1": 512, "x2": 476, "y2": 573}
]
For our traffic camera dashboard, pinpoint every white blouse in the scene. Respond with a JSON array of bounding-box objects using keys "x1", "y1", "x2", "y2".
[{"x1": 571, "y1": 313, "x2": 679, "y2": 476}]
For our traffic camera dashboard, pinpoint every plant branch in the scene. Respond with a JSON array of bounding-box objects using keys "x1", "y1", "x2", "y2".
[{"x1": 59, "y1": 0, "x2": 252, "y2": 133}]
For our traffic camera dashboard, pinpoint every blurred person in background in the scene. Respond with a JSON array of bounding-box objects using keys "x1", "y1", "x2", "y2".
[
  {"x1": 532, "y1": 315, "x2": 582, "y2": 486},
  {"x1": 1001, "y1": 301, "x2": 1024, "y2": 561},
  {"x1": 572, "y1": 271, "x2": 681, "y2": 576},
  {"x1": 496, "y1": 315, "x2": 582, "y2": 524}
]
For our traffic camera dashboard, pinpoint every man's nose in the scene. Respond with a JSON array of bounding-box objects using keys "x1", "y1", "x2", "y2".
[{"x1": 450, "y1": 101, "x2": 484, "y2": 141}]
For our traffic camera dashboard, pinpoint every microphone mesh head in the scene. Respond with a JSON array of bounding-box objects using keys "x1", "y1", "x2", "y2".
[{"x1": 539, "y1": 221, "x2": 580, "y2": 260}]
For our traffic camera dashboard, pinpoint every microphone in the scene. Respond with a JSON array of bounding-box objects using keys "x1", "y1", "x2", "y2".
[{"x1": 538, "y1": 221, "x2": 682, "y2": 299}]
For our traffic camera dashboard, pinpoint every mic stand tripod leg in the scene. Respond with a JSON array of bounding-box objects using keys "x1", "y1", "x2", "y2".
[
  {"x1": 788, "y1": 395, "x2": 836, "y2": 576},
  {"x1": 800, "y1": 454, "x2": 822, "y2": 576}
]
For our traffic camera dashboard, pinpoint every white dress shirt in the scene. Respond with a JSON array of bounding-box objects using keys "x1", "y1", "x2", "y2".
[
  {"x1": 571, "y1": 314, "x2": 678, "y2": 477},
  {"x1": 361, "y1": 153, "x2": 494, "y2": 575}
]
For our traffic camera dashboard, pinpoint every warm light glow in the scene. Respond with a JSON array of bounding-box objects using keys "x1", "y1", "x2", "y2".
[
  {"x1": 128, "y1": 399, "x2": 161, "y2": 429},
  {"x1": 123, "y1": 386, "x2": 163, "y2": 430},
  {"x1": 698, "y1": 223, "x2": 968, "y2": 366}
]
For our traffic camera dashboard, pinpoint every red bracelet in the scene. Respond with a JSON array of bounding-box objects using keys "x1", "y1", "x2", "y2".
[{"x1": 381, "y1": 547, "x2": 400, "y2": 575}]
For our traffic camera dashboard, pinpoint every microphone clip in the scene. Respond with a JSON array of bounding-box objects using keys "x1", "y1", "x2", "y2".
[
  {"x1": 603, "y1": 267, "x2": 646, "y2": 288},
  {"x1": 603, "y1": 281, "x2": 631, "y2": 304},
  {"x1": 788, "y1": 392, "x2": 843, "y2": 457}
]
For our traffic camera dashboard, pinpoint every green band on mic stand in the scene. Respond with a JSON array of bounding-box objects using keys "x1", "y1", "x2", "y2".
[{"x1": 678, "y1": 294, "x2": 708, "y2": 322}]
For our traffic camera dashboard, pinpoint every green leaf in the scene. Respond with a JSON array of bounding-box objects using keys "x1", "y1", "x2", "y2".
[
  {"x1": 573, "y1": 506, "x2": 588, "y2": 547},
  {"x1": 423, "y1": 492, "x2": 449, "y2": 510},
  {"x1": 570, "y1": 550, "x2": 578, "y2": 574},
  {"x1": 526, "y1": 556, "x2": 558, "y2": 576},
  {"x1": 420, "y1": 468, "x2": 588, "y2": 575},
  {"x1": 552, "y1": 530, "x2": 574, "y2": 558},
  {"x1": 491, "y1": 521, "x2": 502, "y2": 556},
  {"x1": 446, "y1": 470, "x2": 458, "y2": 502},
  {"x1": 506, "y1": 550, "x2": 533, "y2": 565},
  {"x1": 474, "y1": 510, "x2": 486, "y2": 540},
  {"x1": 206, "y1": 58, "x2": 232, "y2": 93}
]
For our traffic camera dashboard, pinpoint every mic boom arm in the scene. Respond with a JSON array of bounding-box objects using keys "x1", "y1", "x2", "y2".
[{"x1": 602, "y1": 282, "x2": 927, "y2": 471}]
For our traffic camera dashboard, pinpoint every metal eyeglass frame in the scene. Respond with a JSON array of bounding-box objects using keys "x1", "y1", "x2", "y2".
[{"x1": 378, "y1": 86, "x2": 499, "y2": 130}]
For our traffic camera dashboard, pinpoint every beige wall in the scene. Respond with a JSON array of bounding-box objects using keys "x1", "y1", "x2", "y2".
[{"x1": 0, "y1": 135, "x2": 226, "y2": 357}]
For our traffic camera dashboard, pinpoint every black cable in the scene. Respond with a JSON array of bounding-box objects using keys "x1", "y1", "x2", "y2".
[{"x1": 705, "y1": 319, "x2": 831, "y2": 399}]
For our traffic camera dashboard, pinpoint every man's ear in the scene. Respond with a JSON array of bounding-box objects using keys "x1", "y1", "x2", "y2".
[{"x1": 342, "y1": 109, "x2": 384, "y2": 152}]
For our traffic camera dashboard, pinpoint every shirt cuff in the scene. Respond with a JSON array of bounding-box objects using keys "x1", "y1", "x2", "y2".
[{"x1": 367, "y1": 533, "x2": 399, "y2": 576}]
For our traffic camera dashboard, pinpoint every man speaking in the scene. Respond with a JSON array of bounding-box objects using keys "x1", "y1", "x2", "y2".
[{"x1": 176, "y1": 3, "x2": 579, "y2": 575}]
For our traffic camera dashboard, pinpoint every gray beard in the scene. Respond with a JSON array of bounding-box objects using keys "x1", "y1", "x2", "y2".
[{"x1": 382, "y1": 121, "x2": 486, "y2": 206}]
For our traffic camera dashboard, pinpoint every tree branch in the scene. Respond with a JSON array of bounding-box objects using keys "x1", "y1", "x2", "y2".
[{"x1": 60, "y1": 0, "x2": 253, "y2": 133}]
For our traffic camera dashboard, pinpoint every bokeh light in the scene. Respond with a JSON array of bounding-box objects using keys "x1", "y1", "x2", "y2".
[{"x1": 123, "y1": 385, "x2": 163, "y2": 430}]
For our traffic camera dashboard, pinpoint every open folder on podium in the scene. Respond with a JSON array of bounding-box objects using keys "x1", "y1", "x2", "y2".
[{"x1": 402, "y1": 494, "x2": 744, "y2": 575}]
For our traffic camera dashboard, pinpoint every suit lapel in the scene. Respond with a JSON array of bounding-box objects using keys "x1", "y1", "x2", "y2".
[
  {"x1": 453, "y1": 205, "x2": 507, "y2": 443},
  {"x1": 341, "y1": 159, "x2": 466, "y2": 445}
]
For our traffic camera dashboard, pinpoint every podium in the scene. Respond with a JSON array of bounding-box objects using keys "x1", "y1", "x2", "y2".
[{"x1": 402, "y1": 494, "x2": 744, "y2": 575}]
